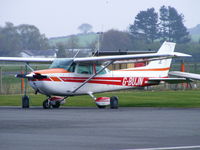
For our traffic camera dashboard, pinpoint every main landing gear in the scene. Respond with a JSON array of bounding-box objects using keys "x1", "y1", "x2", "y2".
[
  {"x1": 88, "y1": 92, "x2": 119, "y2": 109},
  {"x1": 43, "y1": 96, "x2": 65, "y2": 109},
  {"x1": 110, "y1": 96, "x2": 119, "y2": 109},
  {"x1": 42, "y1": 94, "x2": 119, "y2": 109}
]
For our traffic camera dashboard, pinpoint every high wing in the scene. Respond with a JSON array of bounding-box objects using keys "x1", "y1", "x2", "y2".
[
  {"x1": 169, "y1": 71, "x2": 200, "y2": 80},
  {"x1": 0, "y1": 57, "x2": 54, "y2": 63},
  {"x1": 0, "y1": 53, "x2": 190, "y2": 64},
  {"x1": 0, "y1": 42, "x2": 191, "y2": 65},
  {"x1": 74, "y1": 52, "x2": 190, "y2": 64}
]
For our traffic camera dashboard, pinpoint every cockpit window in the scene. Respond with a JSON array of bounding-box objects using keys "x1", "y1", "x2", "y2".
[
  {"x1": 49, "y1": 58, "x2": 74, "y2": 71},
  {"x1": 77, "y1": 64, "x2": 93, "y2": 74},
  {"x1": 76, "y1": 64, "x2": 108, "y2": 75}
]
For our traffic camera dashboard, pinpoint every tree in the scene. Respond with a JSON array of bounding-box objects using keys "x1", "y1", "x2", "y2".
[
  {"x1": 0, "y1": 22, "x2": 21, "y2": 56},
  {"x1": 56, "y1": 43, "x2": 67, "y2": 58},
  {"x1": 0, "y1": 22, "x2": 49, "y2": 56},
  {"x1": 101, "y1": 29, "x2": 133, "y2": 51},
  {"x1": 17, "y1": 24, "x2": 49, "y2": 50},
  {"x1": 159, "y1": 6, "x2": 169, "y2": 42},
  {"x1": 159, "y1": 6, "x2": 190, "y2": 43},
  {"x1": 78, "y1": 23, "x2": 92, "y2": 34},
  {"x1": 130, "y1": 8, "x2": 159, "y2": 42}
]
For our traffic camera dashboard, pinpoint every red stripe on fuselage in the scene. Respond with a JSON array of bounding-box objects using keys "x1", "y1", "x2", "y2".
[{"x1": 31, "y1": 76, "x2": 154, "y2": 87}]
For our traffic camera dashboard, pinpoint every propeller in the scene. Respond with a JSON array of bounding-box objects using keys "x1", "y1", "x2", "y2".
[{"x1": 15, "y1": 73, "x2": 47, "y2": 79}]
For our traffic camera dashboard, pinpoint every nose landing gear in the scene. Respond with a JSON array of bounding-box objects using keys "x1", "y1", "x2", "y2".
[{"x1": 43, "y1": 96, "x2": 65, "y2": 109}]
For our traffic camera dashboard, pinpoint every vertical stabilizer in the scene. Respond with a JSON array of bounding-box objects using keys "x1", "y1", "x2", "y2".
[
  {"x1": 157, "y1": 41, "x2": 176, "y2": 54},
  {"x1": 145, "y1": 41, "x2": 176, "y2": 77}
]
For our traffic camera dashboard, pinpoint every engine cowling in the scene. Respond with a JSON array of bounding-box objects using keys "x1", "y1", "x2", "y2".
[{"x1": 95, "y1": 97, "x2": 110, "y2": 106}]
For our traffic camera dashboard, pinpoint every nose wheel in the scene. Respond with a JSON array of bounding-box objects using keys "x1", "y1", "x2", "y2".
[
  {"x1": 43, "y1": 99, "x2": 51, "y2": 109},
  {"x1": 43, "y1": 97, "x2": 64, "y2": 109},
  {"x1": 52, "y1": 101, "x2": 60, "y2": 108},
  {"x1": 43, "y1": 99, "x2": 61, "y2": 109}
]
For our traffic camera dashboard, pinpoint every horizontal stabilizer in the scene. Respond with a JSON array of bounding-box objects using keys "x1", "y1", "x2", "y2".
[
  {"x1": 169, "y1": 71, "x2": 200, "y2": 80},
  {"x1": 148, "y1": 77, "x2": 191, "y2": 84}
]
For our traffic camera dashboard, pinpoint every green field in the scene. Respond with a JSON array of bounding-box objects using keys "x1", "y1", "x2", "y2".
[
  {"x1": 49, "y1": 33, "x2": 98, "y2": 47},
  {"x1": 0, "y1": 90, "x2": 200, "y2": 108}
]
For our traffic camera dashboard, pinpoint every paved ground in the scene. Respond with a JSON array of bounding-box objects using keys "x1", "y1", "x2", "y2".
[{"x1": 0, "y1": 107, "x2": 200, "y2": 150}]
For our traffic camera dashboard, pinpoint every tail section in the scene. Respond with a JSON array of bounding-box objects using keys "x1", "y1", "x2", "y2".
[
  {"x1": 146, "y1": 41, "x2": 175, "y2": 69},
  {"x1": 157, "y1": 41, "x2": 176, "y2": 54},
  {"x1": 143, "y1": 41, "x2": 176, "y2": 77}
]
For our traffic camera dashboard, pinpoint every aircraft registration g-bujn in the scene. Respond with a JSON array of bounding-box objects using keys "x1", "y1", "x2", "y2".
[{"x1": 0, "y1": 42, "x2": 192, "y2": 109}]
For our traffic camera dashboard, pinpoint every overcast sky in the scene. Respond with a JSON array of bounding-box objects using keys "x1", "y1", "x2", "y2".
[{"x1": 0, "y1": 0, "x2": 199, "y2": 38}]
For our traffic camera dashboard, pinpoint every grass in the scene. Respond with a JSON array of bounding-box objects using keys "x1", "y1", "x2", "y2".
[{"x1": 0, "y1": 90, "x2": 200, "y2": 108}]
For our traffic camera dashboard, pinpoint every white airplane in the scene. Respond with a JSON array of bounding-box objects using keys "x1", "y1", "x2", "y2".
[{"x1": 0, "y1": 42, "x2": 191, "y2": 109}]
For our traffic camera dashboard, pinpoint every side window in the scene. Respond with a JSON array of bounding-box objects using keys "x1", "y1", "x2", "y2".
[
  {"x1": 68, "y1": 63, "x2": 76, "y2": 72},
  {"x1": 96, "y1": 65, "x2": 106, "y2": 74},
  {"x1": 77, "y1": 64, "x2": 93, "y2": 74}
]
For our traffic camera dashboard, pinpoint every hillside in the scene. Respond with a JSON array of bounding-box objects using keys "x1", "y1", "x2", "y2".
[
  {"x1": 188, "y1": 24, "x2": 200, "y2": 34},
  {"x1": 49, "y1": 25, "x2": 200, "y2": 47},
  {"x1": 188, "y1": 24, "x2": 200, "y2": 42},
  {"x1": 49, "y1": 33, "x2": 98, "y2": 48}
]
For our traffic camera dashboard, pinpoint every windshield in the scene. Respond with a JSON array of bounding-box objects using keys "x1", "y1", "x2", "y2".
[{"x1": 49, "y1": 58, "x2": 74, "y2": 71}]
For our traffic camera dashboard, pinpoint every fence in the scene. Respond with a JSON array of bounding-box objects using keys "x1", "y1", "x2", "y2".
[{"x1": 0, "y1": 64, "x2": 49, "y2": 95}]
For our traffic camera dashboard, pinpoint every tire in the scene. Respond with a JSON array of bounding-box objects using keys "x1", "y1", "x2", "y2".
[
  {"x1": 97, "y1": 105, "x2": 106, "y2": 109},
  {"x1": 52, "y1": 101, "x2": 60, "y2": 108},
  {"x1": 110, "y1": 96, "x2": 118, "y2": 109},
  {"x1": 22, "y1": 95, "x2": 29, "y2": 108},
  {"x1": 43, "y1": 99, "x2": 50, "y2": 109}
]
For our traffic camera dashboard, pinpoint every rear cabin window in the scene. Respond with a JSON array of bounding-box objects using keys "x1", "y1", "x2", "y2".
[{"x1": 95, "y1": 65, "x2": 106, "y2": 74}]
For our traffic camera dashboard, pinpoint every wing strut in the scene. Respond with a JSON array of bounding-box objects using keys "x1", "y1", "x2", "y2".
[{"x1": 70, "y1": 61, "x2": 114, "y2": 95}]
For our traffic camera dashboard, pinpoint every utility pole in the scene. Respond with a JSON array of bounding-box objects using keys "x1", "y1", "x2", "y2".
[{"x1": 96, "y1": 32, "x2": 103, "y2": 55}]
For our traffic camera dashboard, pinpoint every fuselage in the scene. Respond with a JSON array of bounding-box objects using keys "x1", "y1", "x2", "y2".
[{"x1": 29, "y1": 66, "x2": 169, "y2": 96}]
